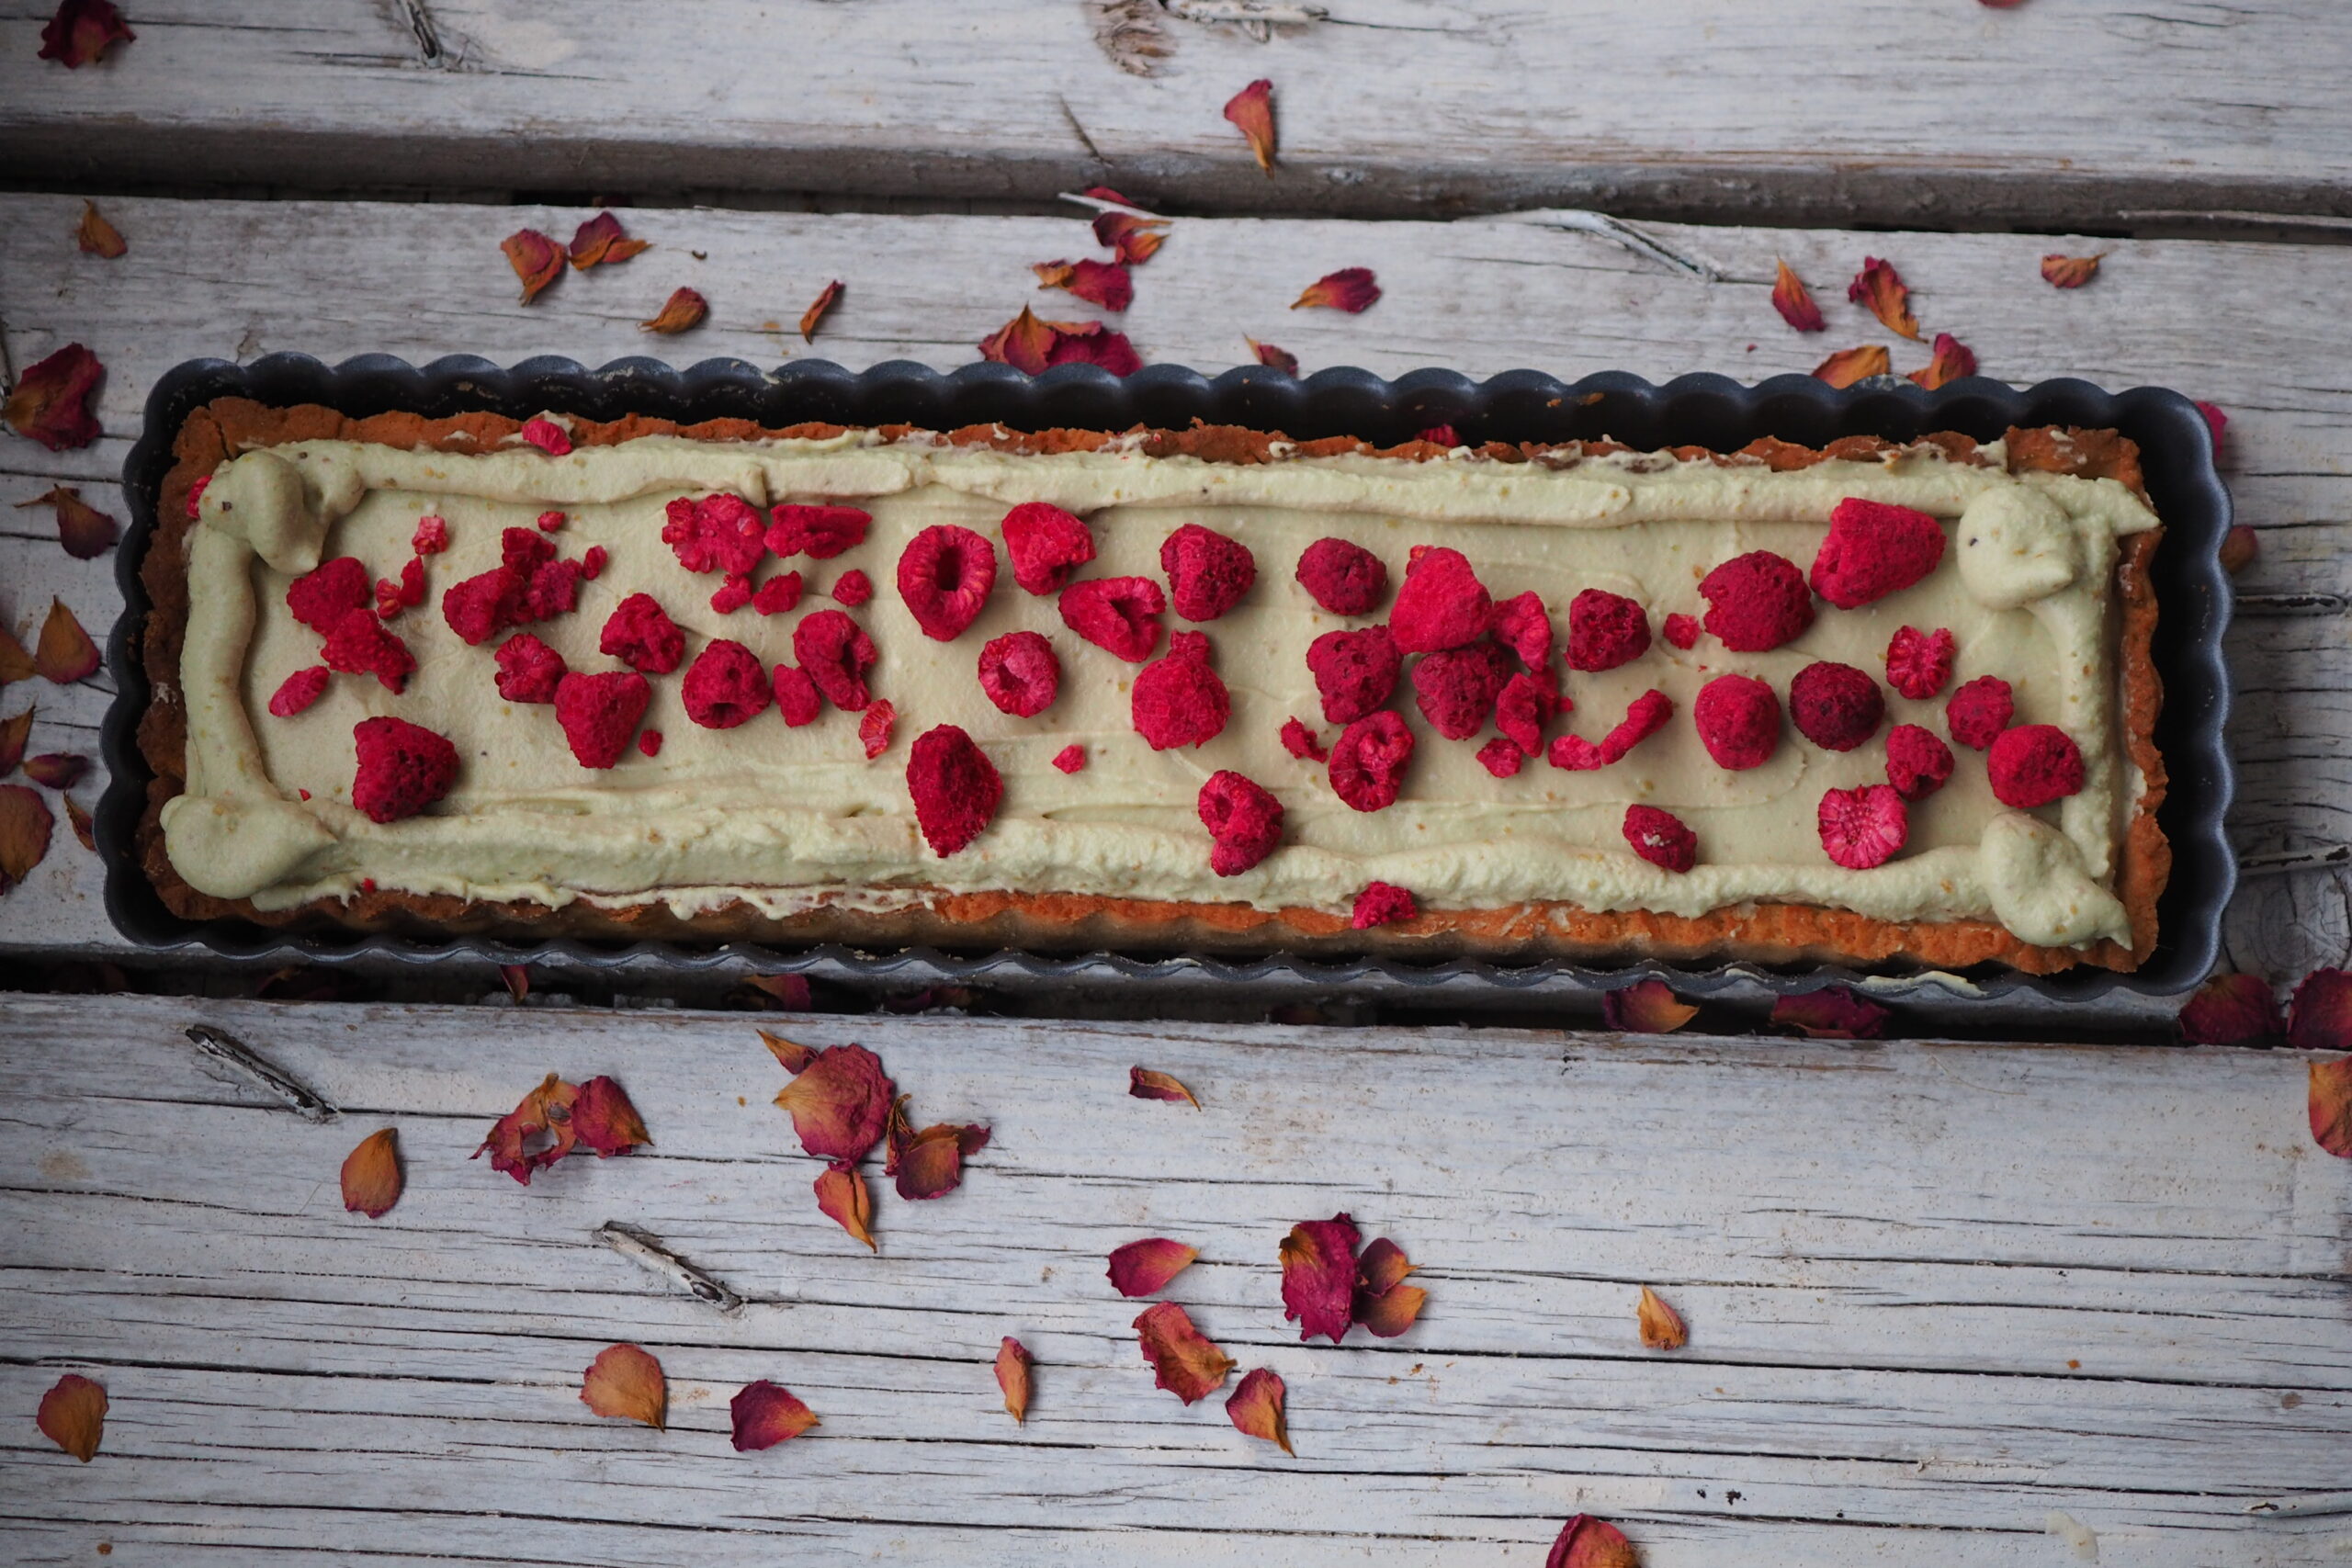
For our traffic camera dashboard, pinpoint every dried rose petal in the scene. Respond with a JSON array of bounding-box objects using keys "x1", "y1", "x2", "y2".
[
  {"x1": 471, "y1": 1071, "x2": 580, "y2": 1185},
  {"x1": 1772, "y1": 258, "x2": 1826, "y2": 331},
  {"x1": 814, "y1": 1164, "x2": 876, "y2": 1250},
  {"x1": 35, "y1": 1374, "x2": 106, "y2": 1462},
  {"x1": 1093, "y1": 202, "x2": 1169, "y2": 266},
  {"x1": 582, "y1": 1343, "x2": 665, "y2": 1428},
  {"x1": 1044, "y1": 321, "x2": 1143, "y2": 376},
  {"x1": 0, "y1": 626, "x2": 31, "y2": 687},
  {"x1": 996, "y1": 1337, "x2": 1034, "y2": 1424},
  {"x1": 774, "y1": 1043, "x2": 895, "y2": 1164},
  {"x1": 2288, "y1": 968, "x2": 2352, "y2": 1050},
  {"x1": 74, "y1": 200, "x2": 126, "y2": 258},
  {"x1": 979, "y1": 306, "x2": 1061, "y2": 375},
  {"x1": 2041, "y1": 254, "x2": 2103, "y2": 288},
  {"x1": 567, "y1": 211, "x2": 650, "y2": 270},
  {"x1": 1128, "y1": 1066, "x2": 1200, "y2": 1109},
  {"x1": 2312, "y1": 1057, "x2": 2352, "y2": 1159},
  {"x1": 2177, "y1": 973, "x2": 2281, "y2": 1044},
  {"x1": 891, "y1": 1118, "x2": 989, "y2": 1201},
  {"x1": 1771, "y1": 987, "x2": 1890, "y2": 1040},
  {"x1": 498, "y1": 964, "x2": 528, "y2": 1003},
  {"x1": 730, "y1": 1380, "x2": 819, "y2": 1450},
  {"x1": 501, "y1": 229, "x2": 564, "y2": 304},
  {"x1": 65, "y1": 796, "x2": 94, "y2": 852},
  {"x1": 1356, "y1": 1236, "x2": 1417, "y2": 1298},
  {"x1": 2197, "y1": 401, "x2": 2229, "y2": 457},
  {"x1": 340, "y1": 1127, "x2": 401, "y2": 1218},
  {"x1": 747, "y1": 975, "x2": 814, "y2": 1011},
  {"x1": 1849, "y1": 256, "x2": 1920, "y2": 340},
  {"x1": 1292, "y1": 267, "x2": 1381, "y2": 312},
  {"x1": 1280, "y1": 1213, "x2": 1361, "y2": 1344},
  {"x1": 1600, "y1": 978, "x2": 1697, "y2": 1033},
  {"x1": 0, "y1": 784, "x2": 56, "y2": 890},
  {"x1": 1223, "y1": 78, "x2": 1276, "y2": 172},
  {"x1": 1354, "y1": 1280, "x2": 1427, "y2": 1338},
  {"x1": 38, "y1": 0, "x2": 132, "y2": 67},
  {"x1": 799, "y1": 278, "x2": 843, "y2": 341},
  {"x1": 1906, "y1": 332, "x2": 1978, "y2": 389},
  {"x1": 1813, "y1": 344, "x2": 1891, "y2": 388},
  {"x1": 639, "y1": 287, "x2": 708, "y2": 333},
  {"x1": 1636, "y1": 1285, "x2": 1688, "y2": 1350},
  {"x1": 1548, "y1": 1514, "x2": 1638, "y2": 1568},
  {"x1": 21, "y1": 755, "x2": 84, "y2": 792},
  {"x1": 25, "y1": 488, "x2": 117, "y2": 570},
  {"x1": 1134, "y1": 1301, "x2": 1236, "y2": 1404},
  {"x1": 1247, "y1": 337, "x2": 1299, "y2": 375},
  {"x1": 4, "y1": 343, "x2": 106, "y2": 451},
  {"x1": 1108, "y1": 1237, "x2": 1199, "y2": 1298},
  {"x1": 1227, "y1": 1367, "x2": 1292, "y2": 1454},
  {"x1": 0, "y1": 707, "x2": 30, "y2": 773},
  {"x1": 33, "y1": 600, "x2": 97, "y2": 685},
  {"x1": 1034, "y1": 257, "x2": 1134, "y2": 312},
  {"x1": 571, "y1": 1076, "x2": 650, "y2": 1157},
  {"x1": 2219, "y1": 525, "x2": 2257, "y2": 575}
]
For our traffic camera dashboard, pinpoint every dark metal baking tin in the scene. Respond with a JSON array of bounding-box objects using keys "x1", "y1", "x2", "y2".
[{"x1": 100, "y1": 355, "x2": 2234, "y2": 1007}]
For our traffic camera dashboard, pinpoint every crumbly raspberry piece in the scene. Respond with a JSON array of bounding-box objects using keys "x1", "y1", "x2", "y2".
[
  {"x1": 266, "y1": 665, "x2": 330, "y2": 718},
  {"x1": 1623, "y1": 805, "x2": 1697, "y2": 874},
  {"x1": 859, "y1": 699, "x2": 897, "y2": 761},
  {"x1": 374, "y1": 558, "x2": 425, "y2": 619},
  {"x1": 1661, "y1": 612, "x2": 1700, "y2": 650},
  {"x1": 772, "y1": 664, "x2": 821, "y2": 727},
  {"x1": 709, "y1": 572, "x2": 753, "y2": 615},
  {"x1": 1280, "y1": 717, "x2": 1328, "y2": 761},
  {"x1": 1294, "y1": 537, "x2": 1386, "y2": 615},
  {"x1": 537, "y1": 509, "x2": 566, "y2": 533},
  {"x1": 1350, "y1": 882, "x2": 1417, "y2": 929},
  {"x1": 1160, "y1": 523, "x2": 1256, "y2": 622},
  {"x1": 681, "y1": 638, "x2": 774, "y2": 729},
  {"x1": 1051, "y1": 743, "x2": 1085, "y2": 773},
  {"x1": 1693, "y1": 674, "x2": 1781, "y2": 770},
  {"x1": 1198, "y1": 770, "x2": 1283, "y2": 876},
  {"x1": 639, "y1": 729, "x2": 663, "y2": 758},
  {"x1": 1547, "y1": 735, "x2": 1604, "y2": 771},
  {"x1": 439, "y1": 530, "x2": 589, "y2": 645},
  {"x1": 553, "y1": 671, "x2": 652, "y2": 769},
  {"x1": 287, "y1": 557, "x2": 371, "y2": 634},
  {"x1": 1132, "y1": 631, "x2": 1231, "y2": 750},
  {"x1": 1389, "y1": 547, "x2": 1493, "y2": 653},
  {"x1": 321, "y1": 607, "x2": 417, "y2": 694},
  {"x1": 1329, "y1": 710, "x2": 1415, "y2": 812},
  {"x1": 493, "y1": 633, "x2": 567, "y2": 704},
  {"x1": 520, "y1": 557, "x2": 586, "y2": 623},
  {"x1": 977, "y1": 630, "x2": 1060, "y2": 718},
  {"x1": 1476, "y1": 737, "x2": 1522, "y2": 777},
  {"x1": 351, "y1": 716, "x2": 458, "y2": 824},
  {"x1": 440, "y1": 568, "x2": 519, "y2": 646},
  {"x1": 412, "y1": 515, "x2": 448, "y2": 555},
  {"x1": 1789, "y1": 661, "x2": 1884, "y2": 751},
  {"x1": 1600, "y1": 689, "x2": 1674, "y2": 763},
  {"x1": 501, "y1": 526, "x2": 551, "y2": 574},
  {"x1": 1810, "y1": 498, "x2": 1946, "y2": 610},
  {"x1": 1885, "y1": 625, "x2": 1957, "y2": 700},
  {"x1": 1817, "y1": 783, "x2": 1909, "y2": 870},
  {"x1": 831, "y1": 569, "x2": 873, "y2": 607},
  {"x1": 793, "y1": 609, "x2": 877, "y2": 712},
  {"x1": 907, "y1": 724, "x2": 1002, "y2": 856},
  {"x1": 767, "y1": 503, "x2": 872, "y2": 560},
  {"x1": 1885, "y1": 723, "x2": 1955, "y2": 801},
  {"x1": 187, "y1": 477, "x2": 210, "y2": 519},
  {"x1": 1487, "y1": 592, "x2": 1554, "y2": 669},
  {"x1": 1495, "y1": 671, "x2": 1560, "y2": 756},
  {"x1": 898, "y1": 525, "x2": 998, "y2": 641},
  {"x1": 752, "y1": 571, "x2": 804, "y2": 615},
  {"x1": 600, "y1": 593, "x2": 685, "y2": 675},
  {"x1": 1987, "y1": 724, "x2": 2086, "y2": 808},
  {"x1": 520, "y1": 416, "x2": 572, "y2": 457},
  {"x1": 1418, "y1": 423, "x2": 1462, "y2": 447},
  {"x1": 1566, "y1": 588, "x2": 1650, "y2": 671},
  {"x1": 581, "y1": 546, "x2": 608, "y2": 581},
  {"x1": 1306, "y1": 624, "x2": 1401, "y2": 724},
  {"x1": 1059, "y1": 576, "x2": 1165, "y2": 662},
  {"x1": 1001, "y1": 502, "x2": 1096, "y2": 595},
  {"x1": 1411, "y1": 640, "x2": 1514, "y2": 739},
  {"x1": 1699, "y1": 551, "x2": 1815, "y2": 651},
  {"x1": 1946, "y1": 674, "x2": 2014, "y2": 750}
]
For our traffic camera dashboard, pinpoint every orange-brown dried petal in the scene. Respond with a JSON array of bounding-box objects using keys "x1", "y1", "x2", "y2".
[
  {"x1": 730, "y1": 1379, "x2": 819, "y2": 1450},
  {"x1": 1548, "y1": 1514, "x2": 1639, "y2": 1568},
  {"x1": 1355, "y1": 1235, "x2": 1417, "y2": 1298},
  {"x1": 1108, "y1": 1236, "x2": 1198, "y2": 1297},
  {"x1": 36, "y1": 1373, "x2": 106, "y2": 1462},
  {"x1": 0, "y1": 707, "x2": 31, "y2": 775},
  {"x1": 471, "y1": 1071, "x2": 581, "y2": 1185},
  {"x1": 1636, "y1": 1285, "x2": 1688, "y2": 1349},
  {"x1": 35, "y1": 599, "x2": 100, "y2": 683},
  {"x1": 774, "y1": 1043, "x2": 895, "y2": 1164},
  {"x1": 1134, "y1": 1300, "x2": 1236, "y2": 1404},
  {"x1": 1291, "y1": 267, "x2": 1381, "y2": 313},
  {"x1": 65, "y1": 795, "x2": 95, "y2": 852},
  {"x1": 814, "y1": 1164, "x2": 876, "y2": 1250},
  {"x1": 1223, "y1": 78, "x2": 1276, "y2": 173},
  {"x1": 639, "y1": 287, "x2": 708, "y2": 334},
  {"x1": 0, "y1": 784, "x2": 55, "y2": 890},
  {"x1": 1226, "y1": 1366, "x2": 1292, "y2": 1454},
  {"x1": 340, "y1": 1127, "x2": 402, "y2": 1218},
  {"x1": 1848, "y1": 256, "x2": 1921, "y2": 340},
  {"x1": 582, "y1": 1343, "x2": 665, "y2": 1428},
  {"x1": 2041, "y1": 254, "x2": 2103, "y2": 289},
  {"x1": 1247, "y1": 337, "x2": 1299, "y2": 375},
  {"x1": 0, "y1": 624, "x2": 34, "y2": 687},
  {"x1": 571, "y1": 1075, "x2": 650, "y2": 1156},
  {"x1": 2312, "y1": 1057, "x2": 2352, "y2": 1158},
  {"x1": 502, "y1": 228, "x2": 564, "y2": 305},
  {"x1": 1354, "y1": 1282, "x2": 1426, "y2": 1338},
  {"x1": 978, "y1": 306, "x2": 1062, "y2": 376},
  {"x1": 996, "y1": 1337, "x2": 1034, "y2": 1423},
  {"x1": 567, "y1": 211, "x2": 650, "y2": 270},
  {"x1": 1600, "y1": 978, "x2": 1697, "y2": 1033},
  {"x1": 1906, "y1": 332, "x2": 1978, "y2": 389},
  {"x1": 75, "y1": 200, "x2": 126, "y2": 259},
  {"x1": 1813, "y1": 344, "x2": 1891, "y2": 388},
  {"x1": 890, "y1": 1118, "x2": 988, "y2": 1201},
  {"x1": 16, "y1": 485, "x2": 119, "y2": 559},
  {"x1": 762, "y1": 1029, "x2": 820, "y2": 1075},
  {"x1": 1770, "y1": 259, "x2": 1826, "y2": 332},
  {"x1": 799, "y1": 279, "x2": 843, "y2": 342},
  {"x1": 1128, "y1": 1066, "x2": 1200, "y2": 1108}
]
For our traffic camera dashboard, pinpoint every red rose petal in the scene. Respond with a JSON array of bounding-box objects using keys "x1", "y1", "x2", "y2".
[
  {"x1": 501, "y1": 229, "x2": 564, "y2": 305},
  {"x1": 2041, "y1": 254, "x2": 2103, "y2": 289},
  {"x1": 639, "y1": 286, "x2": 708, "y2": 334},
  {"x1": 35, "y1": 1373, "x2": 106, "y2": 1462},
  {"x1": 0, "y1": 784, "x2": 55, "y2": 891},
  {"x1": 1226, "y1": 1367, "x2": 1292, "y2": 1454},
  {"x1": 1548, "y1": 1514, "x2": 1639, "y2": 1568},
  {"x1": 1906, "y1": 332, "x2": 1978, "y2": 389},
  {"x1": 567, "y1": 211, "x2": 650, "y2": 270},
  {"x1": 16, "y1": 485, "x2": 118, "y2": 558},
  {"x1": 996, "y1": 1337, "x2": 1034, "y2": 1424},
  {"x1": 1108, "y1": 1237, "x2": 1199, "y2": 1298},
  {"x1": 3, "y1": 344, "x2": 105, "y2": 452},
  {"x1": 471, "y1": 1072, "x2": 580, "y2": 1185},
  {"x1": 729, "y1": 1380, "x2": 819, "y2": 1450},
  {"x1": 814, "y1": 1164, "x2": 876, "y2": 1251},
  {"x1": 772, "y1": 1043, "x2": 895, "y2": 1164},
  {"x1": 1848, "y1": 256, "x2": 1921, "y2": 340},
  {"x1": 2177, "y1": 973, "x2": 2282, "y2": 1044},
  {"x1": 1770, "y1": 258, "x2": 1826, "y2": 332},
  {"x1": 1279, "y1": 1213, "x2": 1361, "y2": 1344},
  {"x1": 1223, "y1": 78, "x2": 1276, "y2": 172},
  {"x1": 1128, "y1": 1066, "x2": 1200, "y2": 1109},
  {"x1": 38, "y1": 0, "x2": 132, "y2": 68},
  {"x1": 1034, "y1": 257, "x2": 1134, "y2": 312},
  {"x1": 1134, "y1": 1301, "x2": 1236, "y2": 1404},
  {"x1": 571, "y1": 1076, "x2": 650, "y2": 1157},
  {"x1": 1292, "y1": 266, "x2": 1381, "y2": 313},
  {"x1": 1813, "y1": 344, "x2": 1892, "y2": 388},
  {"x1": 799, "y1": 279, "x2": 844, "y2": 342},
  {"x1": 1771, "y1": 987, "x2": 1891, "y2": 1040},
  {"x1": 2288, "y1": 968, "x2": 2352, "y2": 1051},
  {"x1": 1248, "y1": 337, "x2": 1299, "y2": 375}
]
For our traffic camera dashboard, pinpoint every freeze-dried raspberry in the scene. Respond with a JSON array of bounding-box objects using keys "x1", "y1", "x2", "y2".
[
  {"x1": 267, "y1": 665, "x2": 329, "y2": 718},
  {"x1": 767, "y1": 503, "x2": 872, "y2": 560},
  {"x1": 1160, "y1": 523, "x2": 1256, "y2": 622},
  {"x1": 520, "y1": 417, "x2": 571, "y2": 457},
  {"x1": 1132, "y1": 631, "x2": 1230, "y2": 750},
  {"x1": 752, "y1": 571, "x2": 804, "y2": 615},
  {"x1": 898, "y1": 525, "x2": 998, "y2": 641},
  {"x1": 288, "y1": 557, "x2": 371, "y2": 634},
  {"x1": 374, "y1": 558, "x2": 425, "y2": 619},
  {"x1": 1390, "y1": 547, "x2": 1492, "y2": 652},
  {"x1": 1059, "y1": 576, "x2": 1165, "y2": 662},
  {"x1": 537, "y1": 509, "x2": 566, "y2": 533},
  {"x1": 1548, "y1": 735, "x2": 1603, "y2": 771},
  {"x1": 1693, "y1": 674, "x2": 1781, "y2": 770},
  {"x1": 907, "y1": 724, "x2": 1002, "y2": 856},
  {"x1": 352, "y1": 716, "x2": 458, "y2": 824},
  {"x1": 520, "y1": 557, "x2": 586, "y2": 623},
  {"x1": 1885, "y1": 626, "x2": 1957, "y2": 700},
  {"x1": 1566, "y1": 588, "x2": 1649, "y2": 672},
  {"x1": 1295, "y1": 537, "x2": 1386, "y2": 615},
  {"x1": 1329, "y1": 710, "x2": 1414, "y2": 812},
  {"x1": 1817, "y1": 783, "x2": 1909, "y2": 870},
  {"x1": 321, "y1": 607, "x2": 416, "y2": 694},
  {"x1": 793, "y1": 609, "x2": 877, "y2": 712},
  {"x1": 1600, "y1": 689, "x2": 1673, "y2": 763},
  {"x1": 1946, "y1": 674, "x2": 2014, "y2": 750},
  {"x1": 1987, "y1": 724, "x2": 2085, "y2": 809},
  {"x1": 662, "y1": 492, "x2": 768, "y2": 575},
  {"x1": 187, "y1": 478, "x2": 210, "y2": 519},
  {"x1": 493, "y1": 633, "x2": 567, "y2": 704},
  {"x1": 412, "y1": 515, "x2": 448, "y2": 555},
  {"x1": 1306, "y1": 625, "x2": 1401, "y2": 725},
  {"x1": 773, "y1": 664, "x2": 821, "y2": 727},
  {"x1": 1810, "y1": 498, "x2": 1946, "y2": 610},
  {"x1": 682, "y1": 638, "x2": 773, "y2": 729},
  {"x1": 1495, "y1": 671, "x2": 1559, "y2": 756},
  {"x1": 1001, "y1": 502, "x2": 1096, "y2": 594},
  {"x1": 1488, "y1": 592, "x2": 1553, "y2": 669},
  {"x1": 1699, "y1": 551, "x2": 1815, "y2": 651},
  {"x1": 600, "y1": 593, "x2": 684, "y2": 674},
  {"x1": 977, "y1": 630, "x2": 1060, "y2": 717},
  {"x1": 831, "y1": 569, "x2": 874, "y2": 607},
  {"x1": 1198, "y1": 770, "x2": 1283, "y2": 876},
  {"x1": 709, "y1": 572, "x2": 753, "y2": 615},
  {"x1": 581, "y1": 546, "x2": 607, "y2": 581},
  {"x1": 1351, "y1": 882, "x2": 1417, "y2": 929},
  {"x1": 1623, "y1": 805, "x2": 1696, "y2": 874},
  {"x1": 1411, "y1": 640, "x2": 1513, "y2": 739},
  {"x1": 439, "y1": 529, "x2": 588, "y2": 645},
  {"x1": 859, "y1": 699, "x2": 897, "y2": 761},
  {"x1": 1051, "y1": 744, "x2": 1085, "y2": 773},
  {"x1": 1280, "y1": 718, "x2": 1327, "y2": 761},
  {"x1": 440, "y1": 568, "x2": 517, "y2": 645},
  {"x1": 497, "y1": 526, "x2": 550, "y2": 574},
  {"x1": 1789, "y1": 661, "x2": 1883, "y2": 751},
  {"x1": 639, "y1": 729, "x2": 663, "y2": 758},
  {"x1": 1662, "y1": 612, "x2": 1700, "y2": 650},
  {"x1": 1476, "y1": 737, "x2": 1522, "y2": 777},
  {"x1": 554, "y1": 671, "x2": 651, "y2": 769},
  {"x1": 1885, "y1": 723, "x2": 1954, "y2": 801}
]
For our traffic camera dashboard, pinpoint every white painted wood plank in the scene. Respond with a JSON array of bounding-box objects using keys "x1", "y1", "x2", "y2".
[
  {"x1": 0, "y1": 193, "x2": 2343, "y2": 982},
  {"x1": 0, "y1": 993, "x2": 2345, "y2": 1565},
  {"x1": 5, "y1": 1, "x2": 2352, "y2": 230}
]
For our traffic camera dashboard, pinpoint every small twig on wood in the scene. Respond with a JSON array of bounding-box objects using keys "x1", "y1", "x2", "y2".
[
  {"x1": 1057, "y1": 190, "x2": 1163, "y2": 221},
  {"x1": 594, "y1": 1221, "x2": 745, "y2": 1315},
  {"x1": 2235, "y1": 591, "x2": 2346, "y2": 618},
  {"x1": 185, "y1": 1024, "x2": 339, "y2": 1122},
  {"x1": 2245, "y1": 1490, "x2": 2352, "y2": 1518},
  {"x1": 1498, "y1": 209, "x2": 1726, "y2": 282},
  {"x1": 2239, "y1": 843, "x2": 2352, "y2": 879}
]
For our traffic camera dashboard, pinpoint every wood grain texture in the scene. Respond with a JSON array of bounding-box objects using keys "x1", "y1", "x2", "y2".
[
  {"x1": 0, "y1": 193, "x2": 2340, "y2": 989},
  {"x1": 6, "y1": 1, "x2": 2352, "y2": 228},
  {"x1": 0, "y1": 991, "x2": 2345, "y2": 1565}
]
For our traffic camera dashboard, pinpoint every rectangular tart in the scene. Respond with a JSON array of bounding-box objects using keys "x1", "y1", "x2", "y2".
[{"x1": 136, "y1": 398, "x2": 2167, "y2": 974}]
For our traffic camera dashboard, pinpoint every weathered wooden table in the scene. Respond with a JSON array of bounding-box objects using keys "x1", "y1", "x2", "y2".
[{"x1": 2, "y1": 5, "x2": 2348, "y2": 1563}]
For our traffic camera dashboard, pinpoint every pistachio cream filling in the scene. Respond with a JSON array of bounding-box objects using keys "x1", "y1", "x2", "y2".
[{"x1": 160, "y1": 425, "x2": 2158, "y2": 947}]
